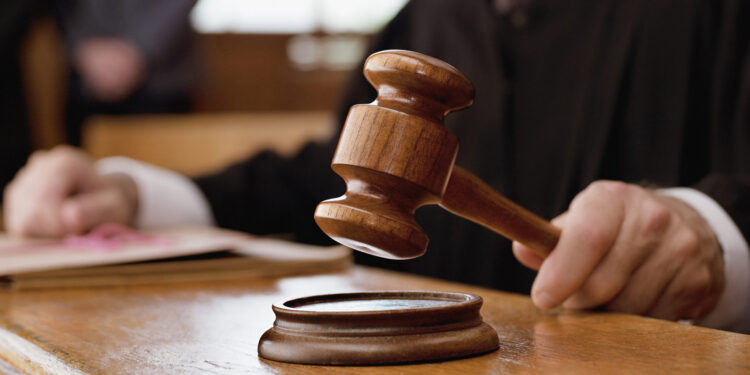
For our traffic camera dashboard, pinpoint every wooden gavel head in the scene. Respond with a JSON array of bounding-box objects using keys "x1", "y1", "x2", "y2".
[{"x1": 314, "y1": 50, "x2": 474, "y2": 260}]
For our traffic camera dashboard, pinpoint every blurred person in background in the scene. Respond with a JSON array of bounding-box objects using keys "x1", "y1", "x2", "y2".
[
  {"x1": 5, "y1": 0, "x2": 750, "y2": 333},
  {"x1": 55, "y1": 0, "x2": 197, "y2": 146}
]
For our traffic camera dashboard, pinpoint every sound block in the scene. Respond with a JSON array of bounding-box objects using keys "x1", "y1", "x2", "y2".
[{"x1": 257, "y1": 291, "x2": 499, "y2": 365}]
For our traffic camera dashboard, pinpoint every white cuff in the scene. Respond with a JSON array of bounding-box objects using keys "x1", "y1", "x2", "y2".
[
  {"x1": 659, "y1": 187, "x2": 750, "y2": 333},
  {"x1": 95, "y1": 157, "x2": 215, "y2": 229}
]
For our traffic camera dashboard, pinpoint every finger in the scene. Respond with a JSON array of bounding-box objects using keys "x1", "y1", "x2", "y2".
[
  {"x1": 562, "y1": 194, "x2": 668, "y2": 309},
  {"x1": 26, "y1": 149, "x2": 48, "y2": 167},
  {"x1": 550, "y1": 213, "x2": 568, "y2": 228},
  {"x1": 646, "y1": 266, "x2": 703, "y2": 321},
  {"x1": 562, "y1": 238, "x2": 653, "y2": 310},
  {"x1": 647, "y1": 251, "x2": 723, "y2": 321},
  {"x1": 513, "y1": 213, "x2": 568, "y2": 270},
  {"x1": 6, "y1": 197, "x2": 64, "y2": 237},
  {"x1": 531, "y1": 181, "x2": 626, "y2": 309},
  {"x1": 605, "y1": 246, "x2": 682, "y2": 316},
  {"x1": 6, "y1": 147, "x2": 101, "y2": 237},
  {"x1": 646, "y1": 194, "x2": 724, "y2": 321},
  {"x1": 604, "y1": 199, "x2": 716, "y2": 317},
  {"x1": 513, "y1": 241, "x2": 544, "y2": 270},
  {"x1": 5, "y1": 169, "x2": 65, "y2": 238},
  {"x1": 60, "y1": 188, "x2": 128, "y2": 234},
  {"x1": 8, "y1": 205, "x2": 64, "y2": 238}
]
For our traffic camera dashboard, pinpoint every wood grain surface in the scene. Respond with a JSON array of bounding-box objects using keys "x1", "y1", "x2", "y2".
[{"x1": 0, "y1": 265, "x2": 748, "y2": 374}]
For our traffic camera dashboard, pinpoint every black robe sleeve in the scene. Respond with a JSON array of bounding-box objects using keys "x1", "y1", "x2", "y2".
[{"x1": 691, "y1": 0, "x2": 750, "y2": 242}]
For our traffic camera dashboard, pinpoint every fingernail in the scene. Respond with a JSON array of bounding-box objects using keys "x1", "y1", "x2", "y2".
[{"x1": 533, "y1": 291, "x2": 556, "y2": 309}]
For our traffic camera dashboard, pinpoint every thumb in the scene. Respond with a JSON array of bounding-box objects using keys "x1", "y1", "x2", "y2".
[{"x1": 60, "y1": 189, "x2": 131, "y2": 234}]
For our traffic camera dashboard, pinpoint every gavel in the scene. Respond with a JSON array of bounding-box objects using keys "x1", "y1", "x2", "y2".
[{"x1": 314, "y1": 50, "x2": 561, "y2": 260}]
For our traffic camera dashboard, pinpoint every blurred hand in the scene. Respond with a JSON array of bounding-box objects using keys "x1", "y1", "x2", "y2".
[
  {"x1": 513, "y1": 180, "x2": 724, "y2": 321},
  {"x1": 4, "y1": 146, "x2": 138, "y2": 238},
  {"x1": 75, "y1": 38, "x2": 145, "y2": 103}
]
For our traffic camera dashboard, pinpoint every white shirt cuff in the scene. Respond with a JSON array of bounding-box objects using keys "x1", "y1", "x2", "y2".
[
  {"x1": 95, "y1": 157, "x2": 215, "y2": 228},
  {"x1": 659, "y1": 187, "x2": 750, "y2": 333}
]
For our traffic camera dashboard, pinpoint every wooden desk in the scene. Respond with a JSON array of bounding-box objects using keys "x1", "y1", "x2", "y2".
[{"x1": 0, "y1": 265, "x2": 748, "y2": 374}]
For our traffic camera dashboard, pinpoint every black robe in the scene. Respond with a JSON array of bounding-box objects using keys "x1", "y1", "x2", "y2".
[{"x1": 195, "y1": 0, "x2": 750, "y2": 295}]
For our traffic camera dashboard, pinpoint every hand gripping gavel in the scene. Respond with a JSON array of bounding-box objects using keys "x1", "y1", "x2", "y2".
[{"x1": 314, "y1": 50, "x2": 561, "y2": 260}]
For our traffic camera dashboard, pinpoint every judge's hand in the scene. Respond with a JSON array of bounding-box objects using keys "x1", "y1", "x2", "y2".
[
  {"x1": 3, "y1": 146, "x2": 138, "y2": 238},
  {"x1": 513, "y1": 181, "x2": 724, "y2": 321}
]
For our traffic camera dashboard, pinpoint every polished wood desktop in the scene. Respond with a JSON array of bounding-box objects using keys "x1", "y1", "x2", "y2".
[{"x1": 0, "y1": 263, "x2": 748, "y2": 374}]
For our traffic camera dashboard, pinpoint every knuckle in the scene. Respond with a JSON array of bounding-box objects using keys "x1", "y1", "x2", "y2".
[
  {"x1": 681, "y1": 267, "x2": 714, "y2": 298},
  {"x1": 587, "y1": 180, "x2": 630, "y2": 197},
  {"x1": 638, "y1": 197, "x2": 672, "y2": 236},
  {"x1": 47, "y1": 148, "x2": 86, "y2": 173},
  {"x1": 27, "y1": 150, "x2": 47, "y2": 165},
  {"x1": 50, "y1": 145, "x2": 80, "y2": 162},
  {"x1": 571, "y1": 180, "x2": 630, "y2": 214},
  {"x1": 692, "y1": 267, "x2": 713, "y2": 292},
  {"x1": 51, "y1": 144, "x2": 76, "y2": 154},
  {"x1": 581, "y1": 225, "x2": 614, "y2": 256},
  {"x1": 672, "y1": 228, "x2": 700, "y2": 258}
]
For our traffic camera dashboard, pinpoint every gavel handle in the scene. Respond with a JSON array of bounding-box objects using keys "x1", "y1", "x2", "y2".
[{"x1": 439, "y1": 166, "x2": 561, "y2": 258}]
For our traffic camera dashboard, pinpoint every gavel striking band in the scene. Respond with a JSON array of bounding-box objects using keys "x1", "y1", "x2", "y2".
[{"x1": 314, "y1": 50, "x2": 561, "y2": 260}]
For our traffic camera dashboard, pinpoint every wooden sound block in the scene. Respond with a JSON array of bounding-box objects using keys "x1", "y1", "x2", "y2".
[{"x1": 257, "y1": 291, "x2": 499, "y2": 365}]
